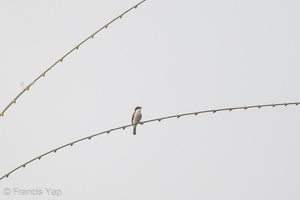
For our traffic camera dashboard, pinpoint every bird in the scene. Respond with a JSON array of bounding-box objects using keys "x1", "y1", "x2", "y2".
[{"x1": 131, "y1": 106, "x2": 142, "y2": 135}]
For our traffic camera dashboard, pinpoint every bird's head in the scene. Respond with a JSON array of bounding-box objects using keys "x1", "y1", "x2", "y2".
[{"x1": 135, "y1": 106, "x2": 142, "y2": 111}]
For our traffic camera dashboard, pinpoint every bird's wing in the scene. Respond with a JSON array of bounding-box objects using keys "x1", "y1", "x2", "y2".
[{"x1": 131, "y1": 112, "x2": 135, "y2": 124}]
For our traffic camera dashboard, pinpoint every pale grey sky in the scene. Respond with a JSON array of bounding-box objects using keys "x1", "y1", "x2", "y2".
[{"x1": 1, "y1": 0, "x2": 300, "y2": 199}]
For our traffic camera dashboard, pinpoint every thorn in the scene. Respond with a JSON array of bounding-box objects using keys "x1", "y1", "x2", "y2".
[
  {"x1": 38, "y1": 156, "x2": 42, "y2": 160},
  {"x1": 32, "y1": 81, "x2": 35, "y2": 85},
  {"x1": 53, "y1": 149, "x2": 57, "y2": 153},
  {"x1": 213, "y1": 110, "x2": 216, "y2": 113},
  {"x1": 134, "y1": 5, "x2": 138, "y2": 9},
  {"x1": 20, "y1": 82, "x2": 24, "y2": 89},
  {"x1": 107, "y1": 130, "x2": 110, "y2": 134},
  {"x1": 244, "y1": 107, "x2": 248, "y2": 110},
  {"x1": 176, "y1": 115, "x2": 180, "y2": 118},
  {"x1": 42, "y1": 73, "x2": 45, "y2": 77},
  {"x1": 90, "y1": 34, "x2": 95, "y2": 39},
  {"x1": 158, "y1": 118, "x2": 162, "y2": 122},
  {"x1": 272, "y1": 104, "x2": 275, "y2": 107},
  {"x1": 88, "y1": 136, "x2": 92, "y2": 140},
  {"x1": 258, "y1": 105, "x2": 262, "y2": 109},
  {"x1": 6, "y1": 174, "x2": 9, "y2": 178},
  {"x1": 26, "y1": 86, "x2": 30, "y2": 91},
  {"x1": 22, "y1": 164, "x2": 26, "y2": 168},
  {"x1": 69, "y1": 143, "x2": 74, "y2": 146},
  {"x1": 0, "y1": 113, "x2": 3, "y2": 116},
  {"x1": 284, "y1": 103, "x2": 288, "y2": 106},
  {"x1": 75, "y1": 45, "x2": 80, "y2": 50},
  {"x1": 140, "y1": 122, "x2": 144, "y2": 125},
  {"x1": 296, "y1": 102, "x2": 299, "y2": 106},
  {"x1": 104, "y1": 24, "x2": 108, "y2": 28},
  {"x1": 60, "y1": 58, "x2": 63, "y2": 62},
  {"x1": 122, "y1": 126, "x2": 126, "y2": 130},
  {"x1": 119, "y1": 14, "x2": 123, "y2": 19},
  {"x1": 229, "y1": 108, "x2": 232, "y2": 111},
  {"x1": 194, "y1": 112, "x2": 199, "y2": 116},
  {"x1": 12, "y1": 99, "x2": 16, "y2": 104}
]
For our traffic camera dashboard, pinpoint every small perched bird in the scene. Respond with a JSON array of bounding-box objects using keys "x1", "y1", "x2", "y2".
[{"x1": 131, "y1": 106, "x2": 142, "y2": 135}]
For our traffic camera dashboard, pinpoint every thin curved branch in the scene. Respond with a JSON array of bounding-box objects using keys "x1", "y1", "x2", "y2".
[
  {"x1": 1, "y1": 101, "x2": 299, "y2": 181},
  {"x1": 0, "y1": 0, "x2": 146, "y2": 117}
]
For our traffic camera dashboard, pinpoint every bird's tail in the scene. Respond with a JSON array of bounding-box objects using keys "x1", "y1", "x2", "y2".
[{"x1": 133, "y1": 125, "x2": 137, "y2": 135}]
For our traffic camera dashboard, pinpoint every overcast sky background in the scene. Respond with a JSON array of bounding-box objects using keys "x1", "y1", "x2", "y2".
[{"x1": 1, "y1": 0, "x2": 300, "y2": 199}]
